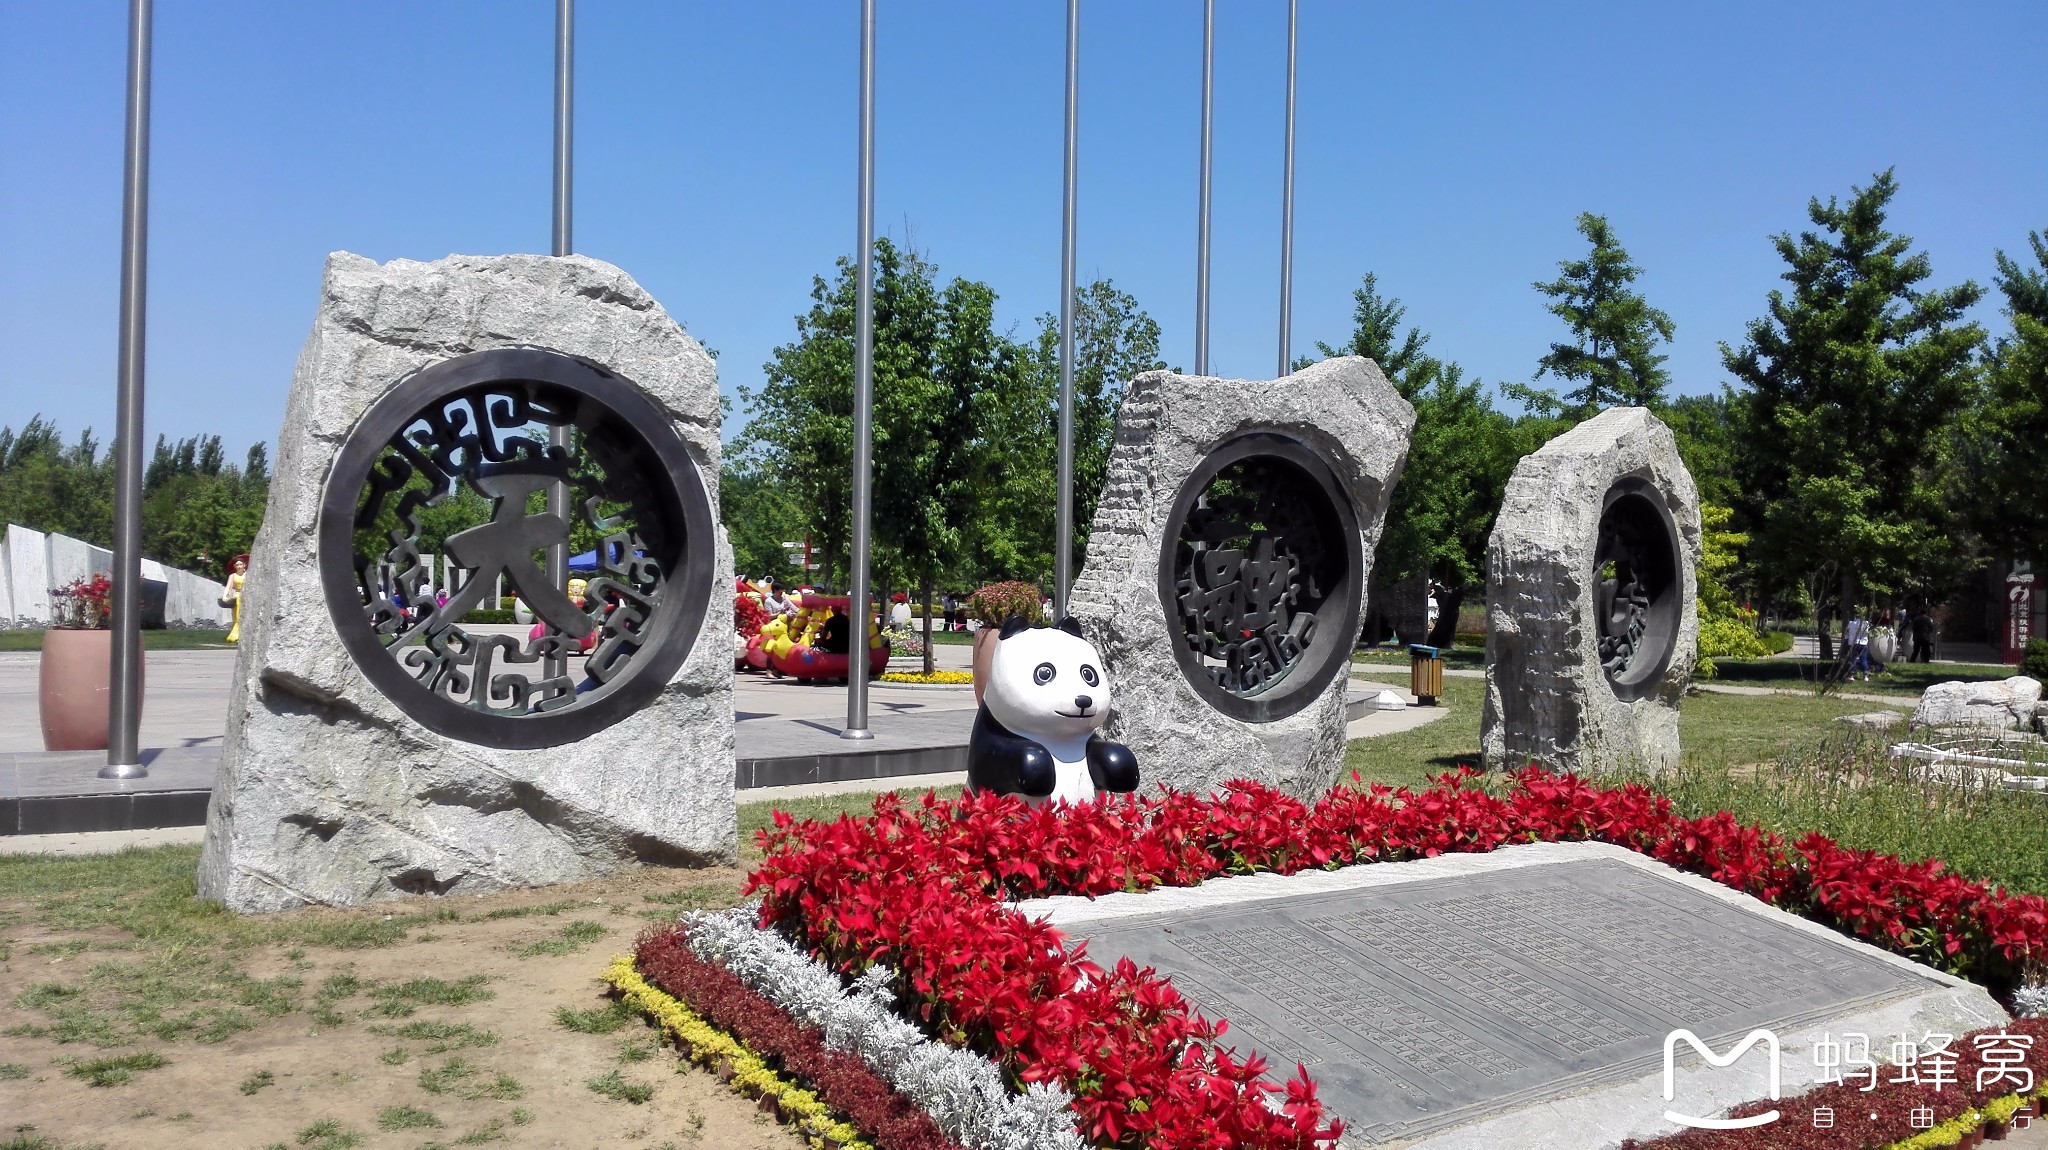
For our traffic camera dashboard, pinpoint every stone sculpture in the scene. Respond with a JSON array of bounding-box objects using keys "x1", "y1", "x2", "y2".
[
  {"x1": 1481, "y1": 407, "x2": 1701, "y2": 773},
  {"x1": 1069, "y1": 357, "x2": 1414, "y2": 797},
  {"x1": 199, "y1": 253, "x2": 734, "y2": 912}
]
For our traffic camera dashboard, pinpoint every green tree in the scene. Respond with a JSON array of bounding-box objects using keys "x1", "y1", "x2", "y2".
[
  {"x1": 138, "y1": 432, "x2": 270, "y2": 577},
  {"x1": 734, "y1": 240, "x2": 1030, "y2": 657},
  {"x1": 1530, "y1": 213, "x2": 1676, "y2": 415},
  {"x1": 1722, "y1": 170, "x2": 1985, "y2": 654},
  {"x1": 0, "y1": 418, "x2": 273, "y2": 583},
  {"x1": 1303, "y1": 272, "x2": 1434, "y2": 381},
  {"x1": 1661, "y1": 391, "x2": 1742, "y2": 509},
  {"x1": 1021, "y1": 280, "x2": 1167, "y2": 580},
  {"x1": 735, "y1": 239, "x2": 939, "y2": 585},
  {"x1": 882, "y1": 276, "x2": 1017, "y2": 670},
  {"x1": 1301, "y1": 275, "x2": 1528, "y2": 644},
  {"x1": 1961, "y1": 228, "x2": 2048, "y2": 565},
  {"x1": 722, "y1": 462, "x2": 808, "y2": 589},
  {"x1": 0, "y1": 417, "x2": 115, "y2": 545}
]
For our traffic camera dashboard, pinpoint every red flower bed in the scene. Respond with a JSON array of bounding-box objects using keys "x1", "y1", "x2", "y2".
[
  {"x1": 1621, "y1": 1017, "x2": 2048, "y2": 1149},
  {"x1": 747, "y1": 769, "x2": 2048, "y2": 1150},
  {"x1": 636, "y1": 928, "x2": 964, "y2": 1150}
]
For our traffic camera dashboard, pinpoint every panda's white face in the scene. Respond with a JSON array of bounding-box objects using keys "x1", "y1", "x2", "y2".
[{"x1": 985, "y1": 624, "x2": 1111, "y2": 751}]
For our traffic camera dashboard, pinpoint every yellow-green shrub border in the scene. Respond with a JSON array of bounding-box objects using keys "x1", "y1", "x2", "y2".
[
  {"x1": 1879, "y1": 1088, "x2": 2044, "y2": 1149},
  {"x1": 605, "y1": 954, "x2": 874, "y2": 1150}
]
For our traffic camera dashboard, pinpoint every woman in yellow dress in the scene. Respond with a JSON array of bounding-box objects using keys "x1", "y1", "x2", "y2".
[{"x1": 222, "y1": 553, "x2": 249, "y2": 644}]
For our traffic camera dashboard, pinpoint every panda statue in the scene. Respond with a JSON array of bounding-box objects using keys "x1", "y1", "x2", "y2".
[{"x1": 966, "y1": 615, "x2": 1140, "y2": 804}]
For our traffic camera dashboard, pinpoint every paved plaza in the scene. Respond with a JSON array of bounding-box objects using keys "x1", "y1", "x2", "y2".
[{"x1": 0, "y1": 640, "x2": 982, "y2": 757}]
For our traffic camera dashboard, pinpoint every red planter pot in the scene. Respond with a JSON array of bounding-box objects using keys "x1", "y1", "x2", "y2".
[
  {"x1": 39, "y1": 628, "x2": 130, "y2": 751},
  {"x1": 971, "y1": 627, "x2": 998, "y2": 705}
]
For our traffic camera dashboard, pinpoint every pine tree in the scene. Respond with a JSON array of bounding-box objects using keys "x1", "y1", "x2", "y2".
[
  {"x1": 1722, "y1": 170, "x2": 1984, "y2": 647},
  {"x1": 1962, "y1": 229, "x2": 2048, "y2": 565},
  {"x1": 1307, "y1": 273, "x2": 1433, "y2": 388},
  {"x1": 1302, "y1": 275, "x2": 1528, "y2": 644},
  {"x1": 1531, "y1": 213, "x2": 1676, "y2": 415}
]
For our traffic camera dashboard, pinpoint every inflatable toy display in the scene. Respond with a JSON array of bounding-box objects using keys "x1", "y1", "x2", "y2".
[
  {"x1": 741, "y1": 594, "x2": 888, "y2": 680},
  {"x1": 527, "y1": 577, "x2": 598, "y2": 653}
]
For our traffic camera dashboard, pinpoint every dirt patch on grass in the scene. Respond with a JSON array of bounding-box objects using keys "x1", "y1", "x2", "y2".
[{"x1": 0, "y1": 856, "x2": 800, "y2": 1150}]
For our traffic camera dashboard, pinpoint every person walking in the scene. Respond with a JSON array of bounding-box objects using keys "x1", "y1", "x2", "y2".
[
  {"x1": 762, "y1": 580, "x2": 796, "y2": 618},
  {"x1": 1910, "y1": 608, "x2": 1937, "y2": 663},
  {"x1": 1843, "y1": 610, "x2": 1872, "y2": 681}
]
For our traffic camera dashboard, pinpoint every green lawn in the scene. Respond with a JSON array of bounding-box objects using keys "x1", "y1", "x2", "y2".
[
  {"x1": 1339, "y1": 670, "x2": 2048, "y2": 892},
  {"x1": 1351, "y1": 646, "x2": 1485, "y2": 670},
  {"x1": 1343, "y1": 672, "x2": 1907, "y2": 789},
  {"x1": 0, "y1": 629, "x2": 234, "y2": 652},
  {"x1": 1706, "y1": 656, "x2": 2017, "y2": 699}
]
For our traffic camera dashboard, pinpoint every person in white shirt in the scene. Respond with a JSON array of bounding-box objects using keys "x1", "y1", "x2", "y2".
[{"x1": 1843, "y1": 611, "x2": 1872, "y2": 681}]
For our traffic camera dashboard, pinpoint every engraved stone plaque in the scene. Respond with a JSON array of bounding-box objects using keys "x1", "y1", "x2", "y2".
[{"x1": 1078, "y1": 860, "x2": 1939, "y2": 1145}]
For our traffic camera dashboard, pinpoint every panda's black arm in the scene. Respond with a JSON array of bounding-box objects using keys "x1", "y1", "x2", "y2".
[
  {"x1": 1086, "y1": 735, "x2": 1141, "y2": 793},
  {"x1": 966, "y1": 710, "x2": 1057, "y2": 798}
]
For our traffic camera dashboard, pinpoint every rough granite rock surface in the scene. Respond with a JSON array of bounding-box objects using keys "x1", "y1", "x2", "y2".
[
  {"x1": 1069, "y1": 357, "x2": 1414, "y2": 798},
  {"x1": 1481, "y1": 407, "x2": 1701, "y2": 774},
  {"x1": 1910, "y1": 676, "x2": 2044, "y2": 731},
  {"x1": 198, "y1": 252, "x2": 735, "y2": 913}
]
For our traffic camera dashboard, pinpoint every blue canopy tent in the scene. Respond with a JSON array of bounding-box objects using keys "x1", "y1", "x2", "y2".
[{"x1": 567, "y1": 549, "x2": 599, "y2": 573}]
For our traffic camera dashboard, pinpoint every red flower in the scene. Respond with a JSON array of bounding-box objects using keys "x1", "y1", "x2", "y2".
[{"x1": 743, "y1": 767, "x2": 2047, "y2": 1150}]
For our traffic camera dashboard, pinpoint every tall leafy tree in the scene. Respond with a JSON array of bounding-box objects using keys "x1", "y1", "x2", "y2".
[
  {"x1": 722, "y1": 461, "x2": 808, "y2": 587},
  {"x1": 735, "y1": 238, "x2": 938, "y2": 585},
  {"x1": 1020, "y1": 280, "x2": 1167, "y2": 579},
  {"x1": 882, "y1": 276, "x2": 1016, "y2": 669},
  {"x1": 1960, "y1": 228, "x2": 2048, "y2": 566},
  {"x1": 1661, "y1": 391, "x2": 1743, "y2": 509},
  {"x1": 1722, "y1": 170, "x2": 1985, "y2": 653},
  {"x1": 0, "y1": 417, "x2": 114, "y2": 546},
  {"x1": 1531, "y1": 213, "x2": 1676, "y2": 415},
  {"x1": 0, "y1": 416, "x2": 271, "y2": 582},
  {"x1": 733, "y1": 240, "x2": 1027, "y2": 654}
]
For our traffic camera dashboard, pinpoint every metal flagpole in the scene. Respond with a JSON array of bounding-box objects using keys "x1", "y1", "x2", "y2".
[
  {"x1": 553, "y1": 0, "x2": 572, "y2": 258},
  {"x1": 103, "y1": 0, "x2": 153, "y2": 780},
  {"x1": 1277, "y1": 0, "x2": 1297, "y2": 378},
  {"x1": 545, "y1": 0, "x2": 573, "y2": 682},
  {"x1": 1055, "y1": 0, "x2": 1079, "y2": 617},
  {"x1": 1194, "y1": 0, "x2": 1214, "y2": 376},
  {"x1": 843, "y1": 0, "x2": 877, "y2": 740}
]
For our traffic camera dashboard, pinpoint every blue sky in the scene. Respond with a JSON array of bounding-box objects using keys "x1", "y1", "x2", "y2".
[{"x1": 2, "y1": 2, "x2": 2043, "y2": 461}]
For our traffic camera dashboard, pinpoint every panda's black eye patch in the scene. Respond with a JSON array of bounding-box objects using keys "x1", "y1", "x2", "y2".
[
  {"x1": 1033, "y1": 662, "x2": 1057, "y2": 685},
  {"x1": 1080, "y1": 664, "x2": 1100, "y2": 687}
]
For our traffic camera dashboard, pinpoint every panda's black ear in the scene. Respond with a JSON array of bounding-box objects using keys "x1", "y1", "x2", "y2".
[
  {"x1": 1054, "y1": 615, "x2": 1084, "y2": 638},
  {"x1": 999, "y1": 614, "x2": 1033, "y2": 639}
]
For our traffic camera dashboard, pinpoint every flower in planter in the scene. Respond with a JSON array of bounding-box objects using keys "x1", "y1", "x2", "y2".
[
  {"x1": 49, "y1": 573, "x2": 113, "y2": 629},
  {"x1": 964, "y1": 582, "x2": 1044, "y2": 629}
]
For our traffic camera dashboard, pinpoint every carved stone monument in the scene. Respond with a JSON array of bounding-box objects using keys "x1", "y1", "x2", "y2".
[
  {"x1": 1482, "y1": 407, "x2": 1700, "y2": 773},
  {"x1": 199, "y1": 253, "x2": 734, "y2": 913},
  {"x1": 1069, "y1": 357, "x2": 1413, "y2": 797}
]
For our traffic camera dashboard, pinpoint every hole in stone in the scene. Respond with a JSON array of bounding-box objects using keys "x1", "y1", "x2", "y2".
[
  {"x1": 282, "y1": 813, "x2": 344, "y2": 842},
  {"x1": 388, "y1": 868, "x2": 461, "y2": 896}
]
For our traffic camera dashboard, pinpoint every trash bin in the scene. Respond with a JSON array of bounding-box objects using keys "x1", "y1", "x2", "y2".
[{"x1": 1409, "y1": 644, "x2": 1443, "y2": 706}]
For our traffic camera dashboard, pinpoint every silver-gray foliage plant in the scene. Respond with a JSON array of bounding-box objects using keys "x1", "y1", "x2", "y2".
[
  {"x1": 2015, "y1": 982, "x2": 2048, "y2": 1020},
  {"x1": 682, "y1": 904, "x2": 1087, "y2": 1150}
]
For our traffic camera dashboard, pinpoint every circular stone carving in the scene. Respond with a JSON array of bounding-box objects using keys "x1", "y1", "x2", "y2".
[
  {"x1": 318, "y1": 347, "x2": 714, "y2": 749},
  {"x1": 1157, "y1": 432, "x2": 1363, "y2": 723},
  {"x1": 1593, "y1": 477, "x2": 1682, "y2": 702}
]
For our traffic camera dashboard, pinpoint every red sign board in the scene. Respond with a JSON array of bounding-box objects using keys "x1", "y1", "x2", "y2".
[{"x1": 2006, "y1": 572, "x2": 2036, "y2": 665}]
